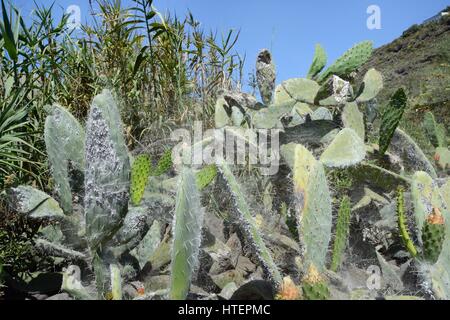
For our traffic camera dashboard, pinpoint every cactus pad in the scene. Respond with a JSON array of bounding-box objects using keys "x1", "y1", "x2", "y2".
[
  {"x1": 422, "y1": 208, "x2": 445, "y2": 263},
  {"x1": 131, "y1": 154, "x2": 151, "y2": 206}
]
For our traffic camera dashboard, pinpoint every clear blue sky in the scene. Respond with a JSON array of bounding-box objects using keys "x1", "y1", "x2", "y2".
[{"x1": 12, "y1": 0, "x2": 449, "y2": 85}]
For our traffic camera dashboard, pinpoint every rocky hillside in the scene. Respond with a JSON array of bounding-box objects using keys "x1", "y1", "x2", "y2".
[{"x1": 358, "y1": 9, "x2": 450, "y2": 153}]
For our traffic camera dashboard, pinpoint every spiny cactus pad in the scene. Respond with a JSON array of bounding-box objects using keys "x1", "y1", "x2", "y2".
[
  {"x1": 274, "y1": 78, "x2": 320, "y2": 105},
  {"x1": 422, "y1": 208, "x2": 445, "y2": 263},
  {"x1": 196, "y1": 165, "x2": 217, "y2": 190},
  {"x1": 293, "y1": 145, "x2": 332, "y2": 271},
  {"x1": 378, "y1": 88, "x2": 407, "y2": 155},
  {"x1": 307, "y1": 44, "x2": 327, "y2": 80},
  {"x1": 317, "y1": 41, "x2": 373, "y2": 83},
  {"x1": 84, "y1": 90, "x2": 130, "y2": 249},
  {"x1": 342, "y1": 102, "x2": 365, "y2": 140},
  {"x1": 218, "y1": 159, "x2": 283, "y2": 288},
  {"x1": 320, "y1": 128, "x2": 366, "y2": 168},
  {"x1": 356, "y1": 68, "x2": 383, "y2": 102},
  {"x1": 44, "y1": 104, "x2": 85, "y2": 213},
  {"x1": 153, "y1": 149, "x2": 173, "y2": 176},
  {"x1": 130, "y1": 154, "x2": 151, "y2": 206},
  {"x1": 423, "y1": 111, "x2": 447, "y2": 148},
  {"x1": 170, "y1": 167, "x2": 204, "y2": 300},
  {"x1": 397, "y1": 187, "x2": 418, "y2": 257},
  {"x1": 330, "y1": 196, "x2": 352, "y2": 272},
  {"x1": 301, "y1": 265, "x2": 330, "y2": 300}
]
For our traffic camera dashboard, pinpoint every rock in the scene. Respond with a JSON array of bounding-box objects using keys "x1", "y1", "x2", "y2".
[
  {"x1": 219, "y1": 282, "x2": 238, "y2": 300},
  {"x1": 143, "y1": 275, "x2": 170, "y2": 292},
  {"x1": 230, "y1": 280, "x2": 274, "y2": 300},
  {"x1": 220, "y1": 90, "x2": 263, "y2": 111},
  {"x1": 225, "y1": 233, "x2": 243, "y2": 266},
  {"x1": 211, "y1": 270, "x2": 245, "y2": 289},
  {"x1": 204, "y1": 212, "x2": 225, "y2": 242},
  {"x1": 235, "y1": 256, "x2": 257, "y2": 275}
]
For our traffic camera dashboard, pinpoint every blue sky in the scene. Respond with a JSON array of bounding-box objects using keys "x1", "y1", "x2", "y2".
[{"x1": 12, "y1": 0, "x2": 449, "y2": 85}]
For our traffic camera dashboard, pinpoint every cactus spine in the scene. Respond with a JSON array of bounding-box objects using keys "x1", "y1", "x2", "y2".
[{"x1": 330, "y1": 196, "x2": 352, "y2": 272}]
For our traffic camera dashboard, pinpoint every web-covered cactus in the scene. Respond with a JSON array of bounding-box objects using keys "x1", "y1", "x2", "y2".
[
  {"x1": 320, "y1": 128, "x2": 366, "y2": 168},
  {"x1": 44, "y1": 104, "x2": 85, "y2": 214},
  {"x1": 355, "y1": 68, "x2": 383, "y2": 103},
  {"x1": 330, "y1": 196, "x2": 352, "y2": 272},
  {"x1": 170, "y1": 167, "x2": 204, "y2": 300},
  {"x1": 378, "y1": 88, "x2": 407, "y2": 155},
  {"x1": 130, "y1": 154, "x2": 151, "y2": 206},
  {"x1": 256, "y1": 49, "x2": 276, "y2": 105},
  {"x1": 292, "y1": 144, "x2": 332, "y2": 271},
  {"x1": 84, "y1": 89, "x2": 131, "y2": 249},
  {"x1": 218, "y1": 159, "x2": 283, "y2": 288},
  {"x1": 341, "y1": 102, "x2": 365, "y2": 140},
  {"x1": 397, "y1": 186, "x2": 418, "y2": 257}
]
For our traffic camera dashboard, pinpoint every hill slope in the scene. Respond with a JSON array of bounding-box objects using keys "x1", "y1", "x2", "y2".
[{"x1": 358, "y1": 11, "x2": 450, "y2": 153}]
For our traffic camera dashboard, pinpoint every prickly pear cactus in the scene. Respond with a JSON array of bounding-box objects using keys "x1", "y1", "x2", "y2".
[
  {"x1": 317, "y1": 41, "x2": 373, "y2": 83},
  {"x1": 320, "y1": 128, "x2": 366, "y2": 168},
  {"x1": 44, "y1": 104, "x2": 85, "y2": 213},
  {"x1": 356, "y1": 68, "x2": 383, "y2": 103},
  {"x1": 423, "y1": 112, "x2": 447, "y2": 148},
  {"x1": 397, "y1": 186, "x2": 418, "y2": 257},
  {"x1": 84, "y1": 90, "x2": 131, "y2": 249},
  {"x1": 274, "y1": 78, "x2": 320, "y2": 105},
  {"x1": 293, "y1": 145, "x2": 332, "y2": 271},
  {"x1": 195, "y1": 165, "x2": 217, "y2": 190},
  {"x1": 153, "y1": 149, "x2": 173, "y2": 176},
  {"x1": 130, "y1": 154, "x2": 151, "y2": 206},
  {"x1": 170, "y1": 167, "x2": 205, "y2": 300},
  {"x1": 330, "y1": 196, "x2": 351, "y2": 272},
  {"x1": 341, "y1": 102, "x2": 365, "y2": 140},
  {"x1": 434, "y1": 147, "x2": 450, "y2": 170},
  {"x1": 301, "y1": 264, "x2": 330, "y2": 300},
  {"x1": 422, "y1": 208, "x2": 445, "y2": 264},
  {"x1": 307, "y1": 44, "x2": 327, "y2": 80},
  {"x1": 215, "y1": 97, "x2": 231, "y2": 128},
  {"x1": 218, "y1": 159, "x2": 283, "y2": 288},
  {"x1": 256, "y1": 49, "x2": 276, "y2": 105},
  {"x1": 378, "y1": 88, "x2": 407, "y2": 155}
]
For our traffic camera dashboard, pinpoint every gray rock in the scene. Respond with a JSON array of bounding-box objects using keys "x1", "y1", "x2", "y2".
[{"x1": 46, "y1": 293, "x2": 73, "y2": 300}]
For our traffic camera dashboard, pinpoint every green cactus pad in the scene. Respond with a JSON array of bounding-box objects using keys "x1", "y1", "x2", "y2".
[
  {"x1": 293, "y1": 145, "x2": 332, "y2": 271},
  {"x1": 342, "y1": 102, "x2": 365, "y2": 140},
  {"x1": 356, "y1": 68, "x2": 383, "y2": 102},
  {"x1": 423, "y1": 112, "x2": 447, "y2": 148},
  {"x1": 170, "y1": 167, "x2": 204, "y2": 300},
  {"x1": 422, "y1": 210, "x2": 445, "y2": 263},
  {"x1": 330, "y1": 196, "x2": 352, "y2": 272},
  {"x1": 153, "y1": 149, "x2": 173, "y2": 176},
  {"x1": 435, "y1": 147, "x2": 450, "y2": 170},
  {"x1": 320, "y1": 128, "x2": 366, "y2": 168},
  {"x1": 307, "y1": 44, "x2": 327, "y2": 80},
  {"x1": 215, "y1": 97, "x2": 231, "y2": 128},
  {"x1": 131, "y1": 154, "x2": 151, "y2": 206},
  {"x1": 44, "y1": 104, "x2": 85, "y2": 213},
  {"x1": 301, "y1": 265, "x2": 330, "y2": 300},
  {"x1": 317, "y1": 41, "x2": 373, "y2": 83},
  {"x1": 274, "y1": 78, "x2": 320, "y2": 105},
  {"x1": 397, "y1": 187, "x2": 418, "y2": 257},
  {"x1": 196, "y1": 165, "x2": 217, "y2": 190},
  {"x1": 378, "y1": 88, "x2": 407, "y2": 155}
]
